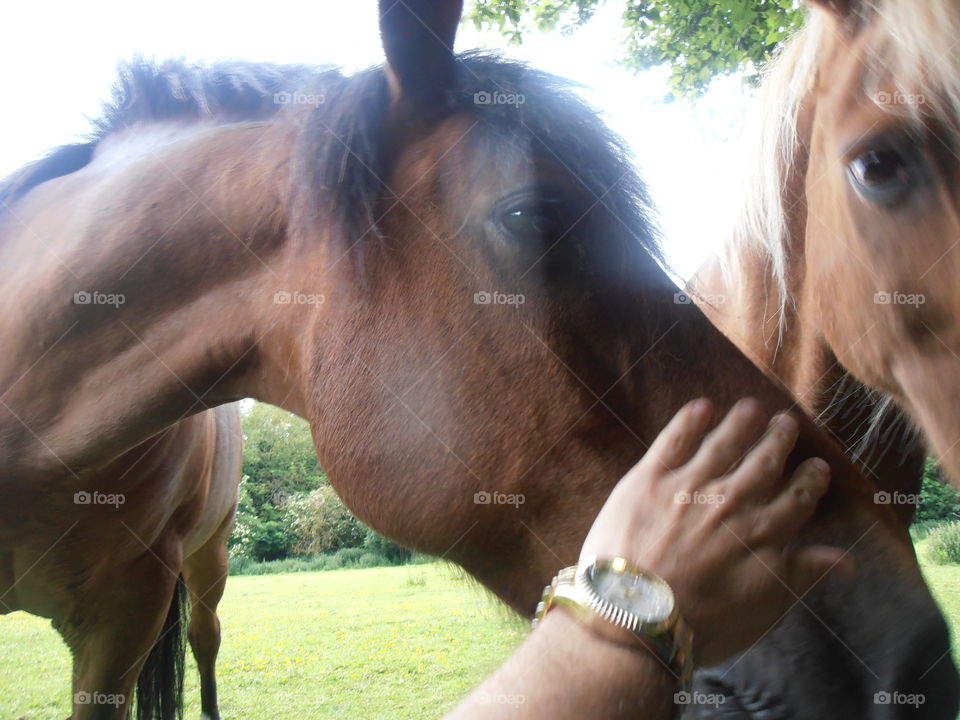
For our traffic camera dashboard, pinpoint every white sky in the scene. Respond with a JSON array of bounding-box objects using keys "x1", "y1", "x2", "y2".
[{"x1": 0, "y1": 1, "x2": 757, "y2": 279}]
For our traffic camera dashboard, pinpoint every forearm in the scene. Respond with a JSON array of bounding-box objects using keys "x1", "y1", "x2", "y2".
[{"x1": 444, "y1": 609, "x2": 679, "y2": 719}]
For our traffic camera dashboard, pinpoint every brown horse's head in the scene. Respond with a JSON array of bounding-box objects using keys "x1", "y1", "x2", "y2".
[
  {"x1": 781, "y1": 0, "x2": 960, "y2": 480},
  {"x1": 270, "y1": 1, "x2": 959, "y2": 715}
]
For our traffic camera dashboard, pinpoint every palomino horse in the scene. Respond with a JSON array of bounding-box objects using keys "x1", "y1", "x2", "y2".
[
  {"x1": 0, "y1": 0, "x2": 957, "y2": 716},
  {"x1": 694, "y1": 0, "x2": 960, "y2": 486},
  {"x1": 0, "y1": 402, "x2": 242, "y2": 717}
]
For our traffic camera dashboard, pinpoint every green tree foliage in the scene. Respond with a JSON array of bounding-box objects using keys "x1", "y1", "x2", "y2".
[
  {"x1": 916, "y1": 459, "x2": 960, "y2": 524},
  {"x1": 230, "y1": 402, "x2": 411, "y2": 564},
  {"x1": 468, "y1": 0, "x2": 805, "y2": 95},
  {"x1": 241, "y1": 401, "x2": 327, "y2": 501},
  {"x1": 230, "y1": 402, "x2": 328, "y2": 560},
  {"x1": 231, "y1": 476, "x2": 294, "y2": 561}
]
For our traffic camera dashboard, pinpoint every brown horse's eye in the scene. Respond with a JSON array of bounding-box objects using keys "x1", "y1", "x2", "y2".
[
  {"x1": 847, "y1": 145, "x2": 918, "y2": 206},
  {"x1": 499, "y1": 204, "x2": 565, "y2": 240}
]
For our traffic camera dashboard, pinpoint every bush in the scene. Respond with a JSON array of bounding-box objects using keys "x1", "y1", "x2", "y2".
[
  {"x1": 357, "y1": 552, "x2": 384, "y2": 568},
  {"x1": 924, "y1": 522, "x2": 960, "y2": 565},
  {"x1": 915, "y1": 460, "x2": 960, "y2": 524},
  {"x1": 228, "y1": 549, "x2": 420, "y2": 576},
  {"x1": 333, "y1": 547, "x2": 364, "y2": 565},
  {"x1": 286, "y1": 486, "x2": 366, "y2": 556},
  {"x1": 363, "y1": 529, "x2": 412, "y2": 564},
  {"x1": 229, "y1": 554, "x2": 254, "y2": 575},
  {"x1": 911, "y1": 520, "x2": 946, "y2": 543}
]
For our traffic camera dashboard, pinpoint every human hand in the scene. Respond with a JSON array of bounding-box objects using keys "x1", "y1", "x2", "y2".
[{"x1": 580, "y1": 398, "x2": 852, "y2": 666}]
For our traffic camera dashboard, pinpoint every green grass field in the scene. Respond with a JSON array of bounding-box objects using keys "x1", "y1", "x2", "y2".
[
  {"x1": 0, "y1": 564, "x2": 526, "y2": 720},
  {"x1": 2, "y1": 558, "x2": 959, "y2": 719}
]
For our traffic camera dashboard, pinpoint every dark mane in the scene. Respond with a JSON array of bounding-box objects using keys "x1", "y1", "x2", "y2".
[
  {"x1": 295, "y1": 50, "x2": 661, "y2": 264},
  {"x1": 3, "y1": 53, "x2": 660, "y2": 266},
  {"x1": 0, "y1": 58, "x2": 327, "y2": 205},
  {"x1": 91, "y1": 58, "x2": 323, "y2": 137}
]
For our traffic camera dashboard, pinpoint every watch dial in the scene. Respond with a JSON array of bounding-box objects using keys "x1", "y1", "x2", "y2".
[{"x1": 590, "y1": 565, "x2": 674, "y2": 623}]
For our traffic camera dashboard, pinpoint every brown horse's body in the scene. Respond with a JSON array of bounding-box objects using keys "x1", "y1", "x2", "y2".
[
  {"x1": 0, "y1": 1, "x2": 957, "y2": 717},
  {"x1": 0, "y1": 400, "x2": 242, "y2": 718}
]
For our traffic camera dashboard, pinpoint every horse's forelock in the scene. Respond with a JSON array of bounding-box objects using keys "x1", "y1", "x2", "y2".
[
  {"x1": 859, "y1": 1, "x2": 960, "y2": 141},
  {"x1": 294, "y1": 51, "x2": 663, "y2": 269}
]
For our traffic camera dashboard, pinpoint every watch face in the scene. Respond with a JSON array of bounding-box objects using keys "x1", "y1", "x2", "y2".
[{"x1": 589, "y1": 562, "x2": 674, "y2": 624}]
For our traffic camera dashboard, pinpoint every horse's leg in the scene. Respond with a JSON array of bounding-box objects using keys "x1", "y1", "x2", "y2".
[
  {"x1": 62, "y1": 543, "x2": 183, "y2": 720},
  {"x1": 182, "y1": 529, "x2": 230, "y2": 720}
]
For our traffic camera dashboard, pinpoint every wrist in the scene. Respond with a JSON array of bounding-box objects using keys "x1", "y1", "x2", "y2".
[
  {"x1": 450, "y1": 600, "x2": 684, "y2": 720},
  {"x1": 537, "y1": 604, "x2": 681, "y2": 685},
  {"x1": 535, "y1": 556, "x2": 694, "y2": 690}
]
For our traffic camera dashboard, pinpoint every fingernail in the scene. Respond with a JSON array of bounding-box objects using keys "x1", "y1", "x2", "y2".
[
  {"x1": 689, "y1": 398, "x2": 710, "y2": 419},
  {"x1": 737, "y1": 397, "x2": 759, "y2": 414},
  {"x1": 772, "y1": 413, "x2": 797, "y2": 432},
  {"x1": 811, "y1": 458, "x2": 830, "y2": 477}
]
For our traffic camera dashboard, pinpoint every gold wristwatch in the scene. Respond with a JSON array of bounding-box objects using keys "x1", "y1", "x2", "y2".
[{"x1": 533, "y1": 555, "x2": 694, "y2": 689}]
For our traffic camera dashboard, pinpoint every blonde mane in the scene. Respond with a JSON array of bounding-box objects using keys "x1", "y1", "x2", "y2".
[
  {"x1": 720, "y1": 1, "x2": 960, "y2": 460},
  {"x1": 727, "y1": 0, "x2": 960, "y2": 307}
]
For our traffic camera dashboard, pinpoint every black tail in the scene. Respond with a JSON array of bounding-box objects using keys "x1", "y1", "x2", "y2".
[{"x1": 136, "y1": 575, "x2": 189, "y2": 720}]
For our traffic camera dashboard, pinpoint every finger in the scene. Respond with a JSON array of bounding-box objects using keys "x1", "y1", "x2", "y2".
[
  {"x1": 785, "y1": 544, "x2": 856, "y2": 596},
  {"x1": 728, "y1": 413, "x2": 801, "y2": 501},
  {"x1": 751, "y1": 458, "x2": 830, "y2": 543},
  {"x1": 687, "y1": 398, "x2": 767, "y2": 479},
  {"x1": 642, "y1": 398, "x2": 713, "y2": 471}
]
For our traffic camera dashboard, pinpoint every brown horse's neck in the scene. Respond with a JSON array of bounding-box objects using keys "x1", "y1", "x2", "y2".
[
  {"x1": 0, "y1": 120, "x2": 315, "y2": 477},
  {"x1": 642, "y1": 281, "x2": 848, "y2": 466},
  {"x1": 412, "y1": 260, "x2": 894, "y2": 613}
]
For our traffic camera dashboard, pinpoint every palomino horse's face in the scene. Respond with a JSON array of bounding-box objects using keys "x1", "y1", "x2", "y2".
[
  {"x1": 292, "y1": 2, "x2": 959, "y2": 716},
  {"x1": 803, "y1": 1, "x2": 960, "y2": 480}
]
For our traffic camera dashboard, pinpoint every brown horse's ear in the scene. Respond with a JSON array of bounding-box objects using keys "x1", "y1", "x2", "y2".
[
  {"x1": 379, "y1": 0, "x2": 463, "y2": 108},
  {"x1": 805, "y1": 0, "x2": 856, "y2": 19}
]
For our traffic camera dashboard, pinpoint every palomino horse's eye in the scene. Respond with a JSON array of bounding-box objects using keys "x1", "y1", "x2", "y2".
[
  {"x1": 499, "y1": 204, "x2": 565, "y2": 240},
  {"x1": 847, "y1": 147, "x2": 915, "y2": 206}
]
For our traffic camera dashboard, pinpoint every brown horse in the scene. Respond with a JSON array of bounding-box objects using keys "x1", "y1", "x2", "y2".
[
  {"x1": 0, "y1": 0, "x2": 957, "y2": 717},
  {"x1": 693, "y1": 0, "x2": 960, "y2": 486},
  {"x1": 0, "y1": 402, "x2": 242, "y2": 719}
]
